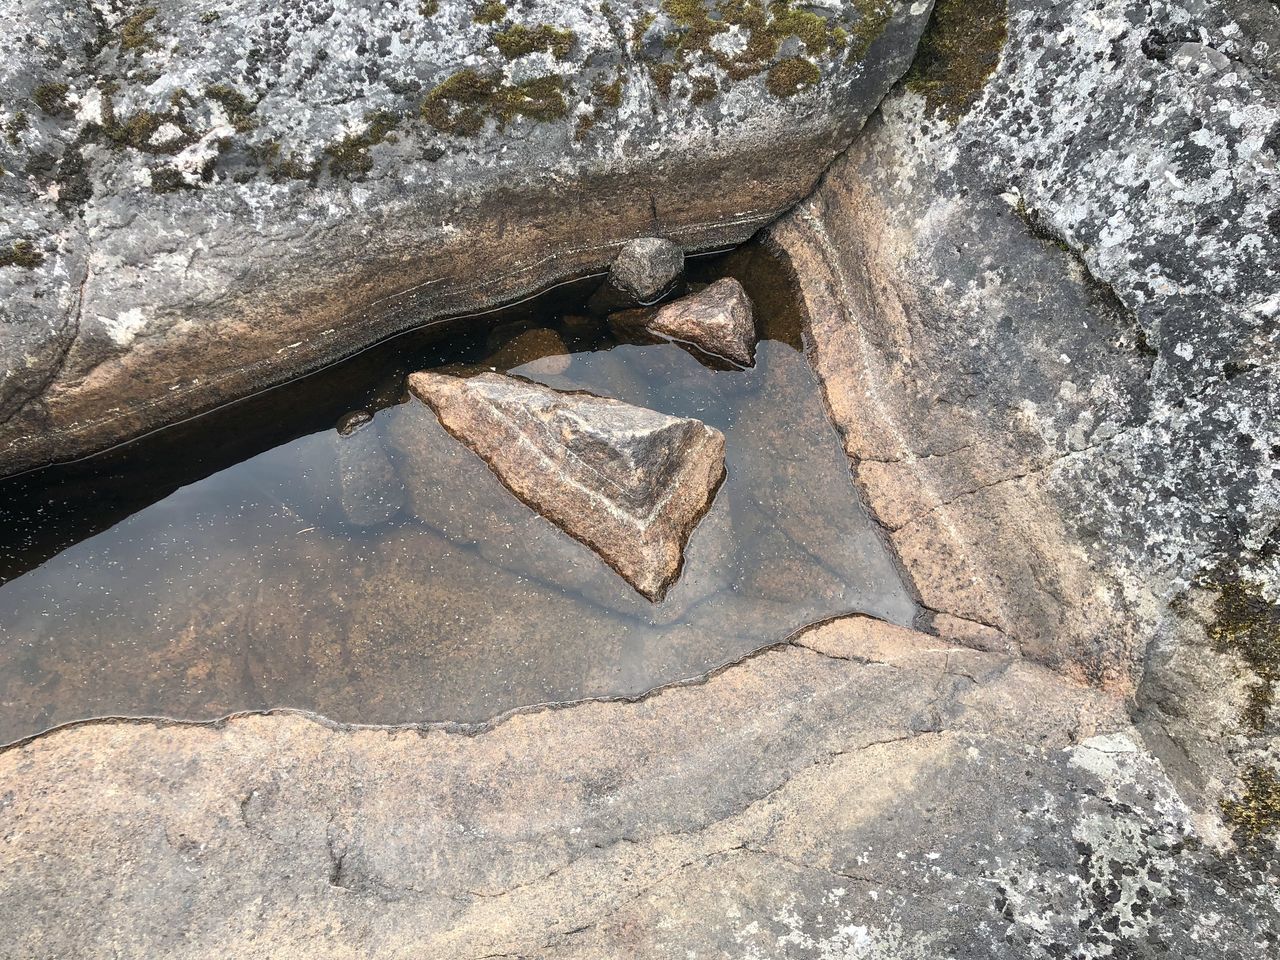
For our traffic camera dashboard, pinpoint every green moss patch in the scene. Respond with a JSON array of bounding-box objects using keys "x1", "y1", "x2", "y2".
[
  {"x1": 846, "y1": 0, "x2": 894, "y2": 60},
  {"x1": 5, "y1": 111, "x2": 28, "y2": 146},
  {"x1": 33, "y1": 82, "x2": 70, "y2": 116},
  {"x1": 493, "y1": 24, "x2": 577, "y2": 60},
  {"x1": 206, "y1": 84, "x2": 257, "y2": 133},
  {"x1": 0, "y1": 239, "x2": 44, "y2": 269},
  {"x1": 421, "y1": 68, "x2": 567, "y2": 136},
  {"x1": 766, "y1": 56, "x2": 819, "y2": 97},
  {"x1": 120, "y1": 7, "x2": 159, "y2": 53},
  {"x1": 649, "y1": 0, "x2": 852, "y2": 100},
  {"x1": 1222, "y1": 765, "x2": 1280, "y2": 840},
  {"x1": 251, "y1": 140, "x2": 321, "y2": 183},
  {"x1": 473, "y1": 0, "x2": 506, "y2": 24},
  {"x1": 1209, "y1": 580, "x2": 1279, "y2": 732},
  {"x1": 150, "y1": 167, "x2": 189, "y2": 193},
  {"x1": 324, "y1": 109, "x2": 400, "y2": 178},
  {"x1": 905, "y1": 0, "x2": 1008, "y2": 123}
]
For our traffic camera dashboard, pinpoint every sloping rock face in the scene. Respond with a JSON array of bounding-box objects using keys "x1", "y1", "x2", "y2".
[
  {"x1": 770, "y1": 0, "x2": 1279, "y2": 808},
  {"x1": 408, "y1": 371, "x2": 726, "y2": 600},
  {"x1": 1, "y1": 617, "x2": 1275, "y2": 958},
  {"x1": 0, "y1": 0, "x2": 934, "y2": 476}
]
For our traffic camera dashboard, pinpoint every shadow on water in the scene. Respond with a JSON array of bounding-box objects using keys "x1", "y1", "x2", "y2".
[{"x1": 0, "y1": 242, "x2": 917, "y2": 744}]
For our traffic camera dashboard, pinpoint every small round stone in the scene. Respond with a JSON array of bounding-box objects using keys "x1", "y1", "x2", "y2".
[{"x1": 609, "y1": 238, "x2": 685, "y2": 303}]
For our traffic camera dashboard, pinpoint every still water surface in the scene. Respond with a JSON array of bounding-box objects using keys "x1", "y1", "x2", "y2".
[{"x1": 0, "y1": 247, "x2": 915, "y2": 743}]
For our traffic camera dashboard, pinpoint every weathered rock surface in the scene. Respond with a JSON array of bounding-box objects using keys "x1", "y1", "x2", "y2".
[
  {"x1": 615, "y1": 277, "x2": 758, "y2": 366},
  {"x1": 2, "y1": 615, "x2": 1275, "y2": 958},
  {"x1": 770, "y1": 0, "x2": 1279, "y2": 811},
  {"x1": 608, "y1": 236, "x2": 685, "y2": 303},
  {"x1": 0, "y1": 0, "x2": 934, "y2": 476},
  {"x1": 408, "y1": 371, "x2": 726, "y2": 600}
]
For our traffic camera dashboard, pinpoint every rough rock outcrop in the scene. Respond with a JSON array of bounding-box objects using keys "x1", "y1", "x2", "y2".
[
  {"x1": 615, "y1": 277, "x2": 758, "y2": 366},
  {"x1": 2, "y1": 616, "x2": 1275, "y2": 958},
  {"x1": 408, "y1": 371, "x2": 725, "y2": 600},
  {"x1": 770, "y1": 0, "x2": 1279, "y2": 809},
  {"x1": 0, "y1": 0, "x2": 934, "y2": 475}
]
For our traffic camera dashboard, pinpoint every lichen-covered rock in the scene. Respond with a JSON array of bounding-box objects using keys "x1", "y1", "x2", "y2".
[
  {"x1": 408, "y1": 370, "x2": 726, "y2": 600},
  {"x1": 771, "y1": 0, "x2": 1279, "y2": 814},
  {"x1": 0, "y1": 0, "x2": 934, "y2": 475}
]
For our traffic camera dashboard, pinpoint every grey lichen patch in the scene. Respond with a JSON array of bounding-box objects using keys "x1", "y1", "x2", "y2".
[
  {"x1": 905, "y1": 0, "x2": 1008, "y2": 123},
  {"x1": 0, "y1": 240, "x2": 44, "y2": 269},
  {"x1": 1208, "y1": 579, "x2": 1279, "y2": 732},
  {"x1": 32, "y1": 82, "x2": 70, "y2": 116},
  {"x1": 1221, "y1": 764, "x2": 1280, "y2": 840},
  {"x1": 492, "y1": 24, "x2": 577, "y2": 60},
  {"x1": 420, "y1": 69, "x2": 567, "y2": 136}
]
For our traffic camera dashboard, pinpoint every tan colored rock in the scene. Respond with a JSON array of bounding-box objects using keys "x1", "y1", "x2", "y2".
[
  {"x1": 407, "y1": 371, "x2": 725, "y2": 601},
  {"x1": 3, "y1": 615, "x2": 1252, "y2": 960},
  {"x1": 615, "y1": 278, "x2": 758, "y2": 367}
]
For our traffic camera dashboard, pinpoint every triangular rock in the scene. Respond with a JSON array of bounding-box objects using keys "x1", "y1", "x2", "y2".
[
  {"x1": 632, "y1": 278, "x2": 757, "y2": 367},
  {"x1": 407, "y1": 371, "x2": 726, "y2": 601}
]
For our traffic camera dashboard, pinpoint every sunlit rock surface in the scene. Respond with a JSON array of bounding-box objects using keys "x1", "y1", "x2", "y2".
[
  {"x1": 408, "y1": 370, "x2": 725, "y2": 600},
  {"x1": 0, "y1": 0, "x2": 934, "y2": 474}
]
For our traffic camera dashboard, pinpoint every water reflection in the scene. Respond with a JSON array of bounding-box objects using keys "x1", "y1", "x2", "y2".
[{"x1": 0, "y1": 249, "x2": 916, "y2": 743}]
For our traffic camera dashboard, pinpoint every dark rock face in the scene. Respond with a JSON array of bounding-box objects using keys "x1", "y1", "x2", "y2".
[
  {"x1": 771, "y1": 0, "x2": 1279, "y2": 809},
  {"x1": 408, "y1": 371, "x2": 726, "y2": 600},
  {"x1": 608, "y1": 237, "x2": 685, "y2": 303},
  {"x1": 0, "y1": 0, "x2": 935, "y2": 476}
]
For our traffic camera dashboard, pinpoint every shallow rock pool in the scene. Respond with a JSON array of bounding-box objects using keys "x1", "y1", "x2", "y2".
[{"x1": 0, "y1": 246, "x2": 915, "y2": 743}]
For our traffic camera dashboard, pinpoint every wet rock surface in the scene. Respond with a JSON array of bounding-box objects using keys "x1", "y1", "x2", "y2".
[
  {"x1": 408, "y1": 371, "x2": 726, "y2": 601},
  {"x1": 1, "y1": 616, "x2": 1275, "y2": 958},
  {"x1": 608, "y1": 237, "x2": 685, "y2": 303},
  {"x1": 0, "y1": 0, "x2": 934, "y2": 475},
  {"x1": 614, "y1": 277, "x2": 758, "y2": 367}
]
